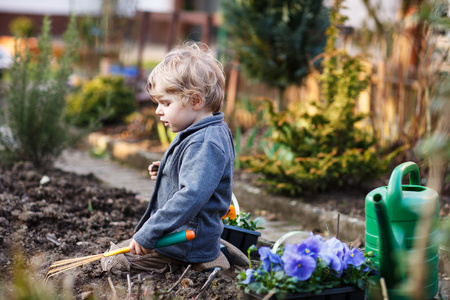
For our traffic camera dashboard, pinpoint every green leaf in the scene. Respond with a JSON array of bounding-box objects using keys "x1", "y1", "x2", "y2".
[{"x1": 318, "y1": 260, "x2": 328, "y2": 269}]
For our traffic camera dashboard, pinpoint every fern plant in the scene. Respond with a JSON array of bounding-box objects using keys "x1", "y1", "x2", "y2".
[{"x1": 0, "y1": 15, "x2": 79, "y2": 169}]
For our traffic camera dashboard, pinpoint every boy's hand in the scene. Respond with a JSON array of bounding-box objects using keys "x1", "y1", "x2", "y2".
[
  {"x1": 148, "y1": 161, "x2": 160, "y2": 181},
  {"x1": 129, "y1": 239, "x2": 154, "y2": 255}
]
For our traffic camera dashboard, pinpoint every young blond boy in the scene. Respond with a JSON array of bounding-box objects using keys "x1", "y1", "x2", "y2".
[{"x1": 102, "y1": 42, "x2": 247, "y2": 277}]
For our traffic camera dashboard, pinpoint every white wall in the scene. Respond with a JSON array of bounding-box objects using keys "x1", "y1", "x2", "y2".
[
  {"x1": 136, "y1": 0, "x2": 175, "y2": 13},
  {"x1": 0, "y1": 0, "x2": 175, "y2": 15},
  {"x1": 0, "y1": 0, "x2": 101, "y2": 15},
  {"x1": 340, "y1": 0, "x2": 401, "y2": 29}
]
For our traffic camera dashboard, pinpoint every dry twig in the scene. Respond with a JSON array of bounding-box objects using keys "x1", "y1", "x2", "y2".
[
  {"x1": 107, "y1": 277, "x2": 118, "y2": 300},
  {"x1": 163, "y1": 264, "x2": 192, "y2": 294}
]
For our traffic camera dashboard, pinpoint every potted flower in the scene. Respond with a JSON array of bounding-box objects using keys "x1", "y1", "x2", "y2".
[
  {"x1": 237, "y1": 231, "x2": 377, "y2": 300},
  {"x1": 221, "y1": 197, "x2": 265, "y2": 254}
]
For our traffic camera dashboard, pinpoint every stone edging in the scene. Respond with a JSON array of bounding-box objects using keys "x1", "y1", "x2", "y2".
[
  {"x1": 233, "y1": 181, "x2": 366, "y2": 241},
  {"x1": 87, "y1": 132, "x2": 366, "y2": 241}
]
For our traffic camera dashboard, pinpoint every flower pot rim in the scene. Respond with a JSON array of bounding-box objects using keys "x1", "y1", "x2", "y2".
[
  {"x1": 224, "y1": 224, "x2": 261, "y2": 236},
  {"x1": 244, "y1": 286, "x2": 365, "y2": 299}
]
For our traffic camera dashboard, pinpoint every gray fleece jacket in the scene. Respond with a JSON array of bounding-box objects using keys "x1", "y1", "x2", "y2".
[{"x1": 133, "y1": 112, "x2": 235, "y2": 263}]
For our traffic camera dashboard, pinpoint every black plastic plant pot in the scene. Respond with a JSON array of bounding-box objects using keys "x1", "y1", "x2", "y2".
[
  {"x1": 221, "y1": 224, "x2": 261, "y2": 254},
  {"x1": 243, "y1": 286, "x2": 366, "y2": 300}
]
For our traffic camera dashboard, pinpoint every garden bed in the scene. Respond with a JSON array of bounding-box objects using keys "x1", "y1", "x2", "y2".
[{"x1": 0, "y1": 162, "x2": 246, "y2": 299}]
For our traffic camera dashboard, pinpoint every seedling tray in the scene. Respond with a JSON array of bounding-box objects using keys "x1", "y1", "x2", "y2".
[{"x1": 221, "y1": 224, "x2": 261, "y2": 254}]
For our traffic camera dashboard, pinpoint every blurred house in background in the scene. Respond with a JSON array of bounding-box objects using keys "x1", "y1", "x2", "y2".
[
  {"x1": 0, "y1": 0, "x2": 401, "y2": 50},
  {"x1": 0, "y1": 0, "x2": 406, "y2": 102}
]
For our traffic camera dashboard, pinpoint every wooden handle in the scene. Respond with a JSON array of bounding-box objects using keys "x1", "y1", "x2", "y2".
[{"x1": 104, "y1": 247, "x2": 130, "y2": 257}]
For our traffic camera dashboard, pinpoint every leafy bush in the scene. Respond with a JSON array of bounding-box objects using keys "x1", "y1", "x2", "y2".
[
  {"x1": 9, "y1": 16, "x2": 34, "y2": 37},
  {"x1": 65, "y1": 75, "x2": 136, "y2": 126},
  {"x1": 241, "y1": 101, "x2": 394, "y2": 195},
  {"x1": 0, "y1": 15, "x2": 79, "y2": 168},
  {"x1": 240, "y1": 3, "x2": 397, "y2": 195}
]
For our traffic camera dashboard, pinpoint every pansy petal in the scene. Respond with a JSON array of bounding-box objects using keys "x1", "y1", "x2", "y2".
[
  {"x1": 284, "y1": 243, "x2": 301, "y2": 254},
  {"x1": 241, "y1": 269, "x2": 255, "y2": 284},
  {"x1": 344, "y1": 248, "x2": 365, "y2": 267},
  {"x1": 283, "y1": 254, "x2": 316, "y2": 281},
  {"x1": 259, "y1": 246, "x2": 283, "y2": 272},
  {"x1": 319, "y1": 245, "x2": 345, "y2": 275},
  {"x1": 298, "y1": 236, "x2": 322, "y2": 259}
]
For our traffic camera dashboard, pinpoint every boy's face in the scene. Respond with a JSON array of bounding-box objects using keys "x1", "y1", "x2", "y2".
[{"x1": 152, "y1": 85, "x2": 200, "y2": 133}]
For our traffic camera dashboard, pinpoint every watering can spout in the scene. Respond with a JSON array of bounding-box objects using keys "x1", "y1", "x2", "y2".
[{"x1": 372, "y1": 193, "x2": 404, "y2": 287}]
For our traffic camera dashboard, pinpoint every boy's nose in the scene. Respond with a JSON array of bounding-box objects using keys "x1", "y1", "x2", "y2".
[{"x1": 155, "y1": 104, "x2": 163, "y2": 115}]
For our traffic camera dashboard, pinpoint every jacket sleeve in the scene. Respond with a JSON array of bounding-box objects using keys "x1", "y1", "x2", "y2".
[{"x1": 133, "y1": 140, "x2": 227, "y2": 249}]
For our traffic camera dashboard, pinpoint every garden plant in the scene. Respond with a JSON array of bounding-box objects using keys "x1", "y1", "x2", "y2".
[
  {"x1": 240, "y1": 1, "x2": 398, "y2": 196},
  {"x1": 65, "y1": 74, "x2": 136, "y2": 127},
  {"x1": 0, "y1": 15, "x2": 79, "y2": 169},
  {"x1": 221, "y1": 0, "x2": 330, "y2": 110},
  {"x1": 222, "y1": 204, "x2": 266, "y2": 232},
  {"x1": 237, "y1": 232, "x2": 377, "y2": 298}
]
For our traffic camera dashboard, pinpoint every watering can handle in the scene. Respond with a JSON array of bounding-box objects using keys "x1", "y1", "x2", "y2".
[{"x1": 386, "y1": 161, "x2": 421, "y2": 205}]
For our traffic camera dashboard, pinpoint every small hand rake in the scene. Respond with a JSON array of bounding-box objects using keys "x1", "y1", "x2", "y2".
[{"x1": 45, "y1": 230, "x2": 195, "y2": 282}]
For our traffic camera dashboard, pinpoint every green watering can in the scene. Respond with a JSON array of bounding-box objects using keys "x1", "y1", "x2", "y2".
[{"x1": 365, "y1": 162, "x2": 440, "y2": 300}]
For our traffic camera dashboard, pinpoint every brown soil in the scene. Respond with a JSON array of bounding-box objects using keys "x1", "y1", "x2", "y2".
[
  {"x1": 0, "y1": 162, "x2": 247, "y2": 299},
  {"x1": 0, "y1": 161, "x2": 448, "y2": 299}
]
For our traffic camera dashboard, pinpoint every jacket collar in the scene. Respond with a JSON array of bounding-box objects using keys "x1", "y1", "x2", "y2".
[{"x1": 178, "y1": 112, "x2": 224, "y2": 138}]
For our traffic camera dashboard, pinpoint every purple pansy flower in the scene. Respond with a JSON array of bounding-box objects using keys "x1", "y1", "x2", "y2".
[
  {"x1": 284, "y1": 243, "x2": 301, "y2": 255},
  {"x1": 344, "y1": 247, "x2": 365, "y2": 267},
  {"x1": 298, "y1": 237, "x2": 322, "y2": 260},
  {"x1": 241, "y1": 268, "x2": 256, "y2": 284},
  {"x1": 318, "y1": 244, "x2": 345, "y2": 275},
  {"x1": 312, "y1": 234, "x2": 324, "y2": 242},
  {"x1": 324, "y1": 238, "x2": 345, "y2": 259},
  {"x1": 258, "y1": 247, "x2": 283, "y2": 272},
  {"x1": 282, "y1": 249, "x2": 316, "y2": 281}
]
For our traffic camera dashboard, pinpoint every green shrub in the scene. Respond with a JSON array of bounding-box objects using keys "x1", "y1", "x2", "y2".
[
  {"x1": 241, "y1": 100, "x2": 396, "y2": 195},
  {"x1": 240, "y1": 2, "x2": 398, "y2": 196},
  {"x1": 9, "y1": 16, "x2": 34, "y2": 37},
  {"x1": 65, "y1": 75, "x2": 136, "y2": 126},
  {"x1": 0, "y1": 15, "x2": 79, "y2": 169},
  {"x1": 221, "y1": 0, "x2": 330, "y2": 110}
]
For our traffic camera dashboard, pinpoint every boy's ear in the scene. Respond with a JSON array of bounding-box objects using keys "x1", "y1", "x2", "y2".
[{"x1": 190, "y1": 94, "x2": 204, "y2": 110}]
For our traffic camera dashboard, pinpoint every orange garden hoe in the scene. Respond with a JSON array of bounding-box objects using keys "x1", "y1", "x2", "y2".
[{"x1": 45, "y1": 230, "x2": 195, "y2": 282}]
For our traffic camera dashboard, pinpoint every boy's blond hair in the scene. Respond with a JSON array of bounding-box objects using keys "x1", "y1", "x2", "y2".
[{"x1": 147, "y1": 42, "x2": 225, "y2": 113}]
